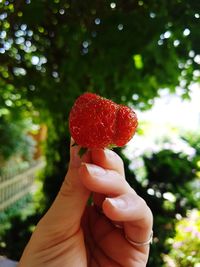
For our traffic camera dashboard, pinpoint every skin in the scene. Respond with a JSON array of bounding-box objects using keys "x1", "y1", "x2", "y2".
[{"x1": 18, "y1": 139, "x2": 153, "y2": 267}]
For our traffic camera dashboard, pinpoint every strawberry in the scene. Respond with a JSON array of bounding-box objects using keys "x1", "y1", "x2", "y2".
[{"x1": 69, "y1": 93, "x2": 138, "y2": 149}]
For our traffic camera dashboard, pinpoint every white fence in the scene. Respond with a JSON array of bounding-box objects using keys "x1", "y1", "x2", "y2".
[{"x1": 0, "y1": 160, "x2": 45, "y2": 211}]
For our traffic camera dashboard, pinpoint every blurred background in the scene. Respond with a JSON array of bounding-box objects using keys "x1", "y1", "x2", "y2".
[{"x1": 0, "y1": 0, "x2": 200, "y2": 266}]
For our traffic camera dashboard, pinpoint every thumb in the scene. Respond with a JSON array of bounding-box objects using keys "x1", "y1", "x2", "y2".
[{"x1": 38, "y1": 139, "x2": 91, "y2": 231}]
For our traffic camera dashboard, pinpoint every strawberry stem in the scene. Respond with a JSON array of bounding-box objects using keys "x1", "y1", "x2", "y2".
[{"x1": 107, "y1": 144, "x2": 117, "y2": 150}]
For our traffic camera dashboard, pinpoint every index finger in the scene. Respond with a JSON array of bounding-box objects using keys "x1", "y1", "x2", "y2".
[{"x1": 83, "y1": 149, "x2": 128, "y2": 210}]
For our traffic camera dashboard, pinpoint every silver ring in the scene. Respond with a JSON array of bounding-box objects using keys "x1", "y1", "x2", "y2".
[{"x1": 125, "y1": 230, "x2": 153, "y2": 247}]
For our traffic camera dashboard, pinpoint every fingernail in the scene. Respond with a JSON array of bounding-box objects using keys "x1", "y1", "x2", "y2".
[
  {"x1": 85, "y1": 163, "x2": 106, "y2": 176},
  {"x1": 104, "y1": 149, "x2": 116, "y2": 159},
  {"x1": 106, "y1": 197, "x2": 127, "y2": 209}
]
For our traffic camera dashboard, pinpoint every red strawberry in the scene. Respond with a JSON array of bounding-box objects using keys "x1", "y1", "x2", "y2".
[{"x1": 69, "y1": 93, "x2": 138, "y2": 149}]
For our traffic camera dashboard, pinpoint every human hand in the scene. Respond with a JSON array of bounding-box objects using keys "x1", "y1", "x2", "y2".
[{"x1": 18, "y1": 139, "x2": 153, "y2": 267}]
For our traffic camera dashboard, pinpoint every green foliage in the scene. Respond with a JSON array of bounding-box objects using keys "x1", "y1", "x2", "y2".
[
  {"x1": 0, "y1": 80, "x2": 36, "y2": 163},
  {"x1": 0, "y1": 171, "x2": 46, "y2": 260},
  {"x1": 0, "y1": 195, "x2": 39, "y2": 260},
  {"x1": 119, "y1": 145, "x2": 199, "y2": 266},
  {"x1": 182, "y1": 132, "x2": 200, "y2": 160},
  {"x1": 1, "y1": 0, "x2": 199, "y2": 105},
  {"x1": 144, "y1": 149, "x2": 199, "y2": 209},
  {"x1": 0, "y1": 115, "x2": 35, "y2": 161},
  {"x1": 143, "y1": 149, "x2": 199, "y2": 208},
  {"x1": 167, "y1": 209, "x2": 200, "y2": 267},
  {"x1": 142, "y1": 149, "x2": 199, "y2": 266}
]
